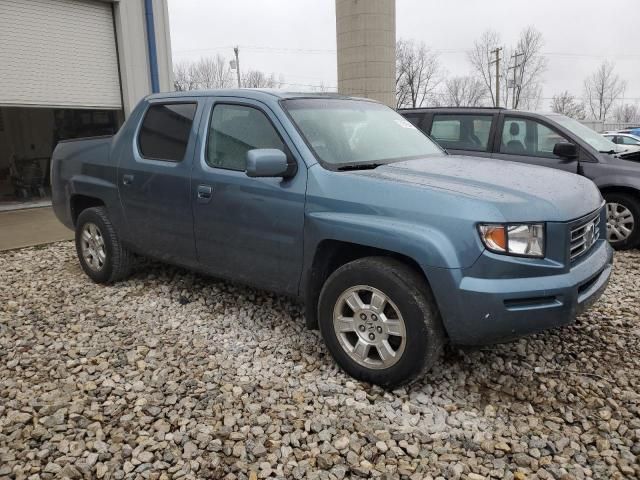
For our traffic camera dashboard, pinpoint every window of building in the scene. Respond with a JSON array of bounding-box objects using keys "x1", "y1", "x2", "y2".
[
  {"x1": 138, "y1": 103, "x2": 197, "y2": 161},
  {"x1": 430, "y1": 114, "x2": 493, "y2": 152},
  {"x1": 206, "y1": 104, "x2": 285, "y2": 171}
]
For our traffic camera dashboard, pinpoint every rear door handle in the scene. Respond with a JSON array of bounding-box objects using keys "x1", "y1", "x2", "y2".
[
  {"x1": 122, "y1": 174, "x2": 134, "y2": 186},
  {"x1": 196, "y1": 184, "x2": 213, "y2": 203}
]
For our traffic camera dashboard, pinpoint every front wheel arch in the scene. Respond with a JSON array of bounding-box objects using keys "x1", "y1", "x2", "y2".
[{"x1": 303, "y1": 240, "x2": 434, "y2": 330}]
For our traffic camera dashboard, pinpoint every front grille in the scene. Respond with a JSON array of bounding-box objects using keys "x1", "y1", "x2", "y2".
[{"x1": 570, "y1": 212, "x2": 601, "y2": 261}]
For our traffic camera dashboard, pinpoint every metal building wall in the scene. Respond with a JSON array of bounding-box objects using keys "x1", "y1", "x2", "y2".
[
  {"x1": 113, "y1": 0, "x2": 174, "y2": 115},
  {"x1": 335, "y1": 0, "x2": 396, "y2": 107}
]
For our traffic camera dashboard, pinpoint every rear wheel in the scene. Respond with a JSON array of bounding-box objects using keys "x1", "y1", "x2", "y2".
[
  {"x1": 75, "y1": 207, "x2": 133, "y2": 283},
  {"x1": 318, "y1": 257, "x2": 445, "y2": 388},
  {"x1": 604, "y1": 193, "x2": 640, "y2": 250}
]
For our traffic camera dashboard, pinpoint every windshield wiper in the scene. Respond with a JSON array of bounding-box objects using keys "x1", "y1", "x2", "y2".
[
  {"x1": 337, "y1": 163, "x2": 383, "y2": 171},
  {"x1": 599, "y1": 149, "x2": 618, "y2": 154}
]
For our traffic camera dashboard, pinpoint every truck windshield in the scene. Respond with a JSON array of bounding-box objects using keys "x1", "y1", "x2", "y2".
[
  {"x1": 547, "y1": 114, "x2": 624, "y2": 154},
  {"x1": 283, "y1": 98, "x2": 443, "y2": 167}
]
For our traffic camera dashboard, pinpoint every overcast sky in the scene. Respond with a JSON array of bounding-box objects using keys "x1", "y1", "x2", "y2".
[{"x1": 168, "y1": 0, "x2": 640, "y2": 109}]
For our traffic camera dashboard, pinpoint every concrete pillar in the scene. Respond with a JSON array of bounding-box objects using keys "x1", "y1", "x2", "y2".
[
  {"x1": 112, "y1": 0, "x2": 174, "y2": 116},
  {"x1": 336, "y1": 0, "x2": 395, "y2": 107}
]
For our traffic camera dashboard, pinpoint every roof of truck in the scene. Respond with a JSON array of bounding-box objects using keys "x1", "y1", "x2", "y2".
[{"x1": 145, "y1": 89, "x2": 375, "y2": 103}]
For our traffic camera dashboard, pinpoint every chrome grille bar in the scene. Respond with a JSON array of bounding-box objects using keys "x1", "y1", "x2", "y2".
[{"x1": 570, "y1": 213, "x2": 601, "y2": 261}]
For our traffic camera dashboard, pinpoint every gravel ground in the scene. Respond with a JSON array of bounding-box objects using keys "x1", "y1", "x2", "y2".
[{"x1": 1, "y1": 242, "x2": 639, "y2": 480}]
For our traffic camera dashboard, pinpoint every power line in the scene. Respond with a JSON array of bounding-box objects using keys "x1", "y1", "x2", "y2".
[
  {"x1": 433, "y1": 49, "x2": 640, "y2": 59},
  {"x1": 174, "y1": 45, "x2": 640, "y2": 60},
  {"x1": 174, "y1": 45, "x2": 336, "y2": 55}
]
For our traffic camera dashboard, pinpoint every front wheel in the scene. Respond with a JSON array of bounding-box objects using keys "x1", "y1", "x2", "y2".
[
  {"x1": 318, "y1": 257, "x2": 445, "y2": 388},
  {"x1": 605, "y1": 193, "x2": 640, "y2": 250}
]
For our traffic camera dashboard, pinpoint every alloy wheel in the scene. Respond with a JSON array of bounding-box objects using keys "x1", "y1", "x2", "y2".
[
  {"x1": 80, "y1": 222, "x2": 107, "y2": 271},
  {"x1": 606, "y1": 202, "x2": 635, "y2": 242},
  {"x1": 332, "y1": 285, "x2": 406, "y2": 369}
]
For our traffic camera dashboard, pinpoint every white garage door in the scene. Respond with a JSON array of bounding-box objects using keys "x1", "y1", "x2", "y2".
[{"x1": 0, "y1": 0, "x2": 122, "y2": 109}]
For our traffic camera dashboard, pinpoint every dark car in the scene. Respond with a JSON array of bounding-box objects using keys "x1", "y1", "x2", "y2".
[{"x1": 400, "y1": 107, "x2": 640, "y2": 249}]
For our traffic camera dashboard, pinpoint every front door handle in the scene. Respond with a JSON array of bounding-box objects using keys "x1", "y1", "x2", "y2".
[
  {"x1": 196, "y1": 184, "x2": 213, "y2": 203},
  {"x1": 122, "y1": 174, "x2": 134, "y2": 186}
]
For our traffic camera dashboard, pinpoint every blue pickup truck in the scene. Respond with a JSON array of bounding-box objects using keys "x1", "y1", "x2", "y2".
[{"x1": 51, "y1": 90, "x2": 613, "y2": 387}]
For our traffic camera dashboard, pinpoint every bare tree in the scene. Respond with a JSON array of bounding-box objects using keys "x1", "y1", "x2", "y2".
[
  {"x1": 242, "y1": 70, "x2": 282, "y2": 88},
  {"x1": 467, "y1": 30, "x2": 502, "y2": 107},
  {"x1": 510, "y1": 27, "x2": 547, "y2": 109},
  {"x1": 468, "y1": 27, "x2": 546, "y2": 109},
  {"x1": 172, "y1": 56, "x2": 285, "y2": 91},
  {"x1": 584, "y1": 61, "x2": 626, "y2": 120},
  {"x1": 395, "y1": 39, "x2": 441, "y2": 108},
  {"x1": 173, "y1": 61, "x2": 198, "y2": 91},
  {"x1": 443, "y1": 76, "x2": 486, "y2": 107},
  {"x1": 613, "y1": 103, "x2": 639, "y2": 123},
  {"x1": 550, "y1": 91, "x2": 586, "y2": 119},
  {"x1": 517, "y1": 84, "x2": 543, "y2": 110},
  {"x1": 191, "y1": 55, "x2": 234, "y2": 89},
  {"x1": 395, "y1": 40, "x2": 410, "y2": 108}
]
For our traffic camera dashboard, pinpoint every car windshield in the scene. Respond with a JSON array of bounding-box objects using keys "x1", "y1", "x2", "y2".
[
  {"x1": 283, "y1": 98, "x2": 443, "y2": 167},
  {"x1": 546, "y1": 114, "x2": 624, "y2": 153}
]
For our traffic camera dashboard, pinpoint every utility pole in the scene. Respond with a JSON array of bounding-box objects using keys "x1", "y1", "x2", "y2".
[
  {"x1": 508, "y1": 52, "x2": 524, "y2": 109},
  {"x1": 489, "y1": 47, "x2": 502, "y2": 107},
  {"x1": 233, "y1": 46, "x2": 241, "y2": 88}
]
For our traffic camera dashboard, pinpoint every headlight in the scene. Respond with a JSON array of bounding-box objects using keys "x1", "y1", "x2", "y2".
[{"x1": 478, "y1": 223, "x2": 545, "y2": 258}]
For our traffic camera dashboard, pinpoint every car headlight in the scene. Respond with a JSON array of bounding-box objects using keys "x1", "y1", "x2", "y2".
[{"x1": 478, "y1": 223, "x2": 545, "y2": 258}]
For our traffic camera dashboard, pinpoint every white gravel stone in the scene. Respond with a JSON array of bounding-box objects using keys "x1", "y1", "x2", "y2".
[{"x1": 0, "y1": 242, "x2": 639, "y2": 479}]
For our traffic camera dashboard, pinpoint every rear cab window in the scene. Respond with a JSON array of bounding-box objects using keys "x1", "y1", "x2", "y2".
[
  {"x1": 138, "y1": 103, "x2": 197, "y2": 161},
  {"x1": 430, "y1": 114, "x2": 493, "y2": 152}
]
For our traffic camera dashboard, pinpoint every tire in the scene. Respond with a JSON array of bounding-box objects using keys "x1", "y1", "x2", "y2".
[
  {"x1": 604, "y1": 192, "x2": 640, "y2": 250},
  {"x1": 75, "y1": 207, "x2": 133, "y2": 284},
  {"x1": 317, "y1": 256, "x2": 445, "y2": 388}
]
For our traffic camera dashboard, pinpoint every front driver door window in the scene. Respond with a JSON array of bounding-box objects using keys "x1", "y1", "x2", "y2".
[
  {"x1": 206, "y1": 103, "x2": 286, "y2": 170},
  {"x1": 494, "y1": 116, "x2": 578, "y2": 173}
]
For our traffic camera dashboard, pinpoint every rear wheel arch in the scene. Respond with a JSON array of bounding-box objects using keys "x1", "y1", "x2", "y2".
[
  {"x1": 303, "y1": 239, "x2": 433, "y2": 329},
  {"x1": 70, "y1": 195, "x2": 105, "y2": 226}
]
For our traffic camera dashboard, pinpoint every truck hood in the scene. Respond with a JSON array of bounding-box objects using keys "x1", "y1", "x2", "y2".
[{"x1": 356, "y1": 155, "x2": 602, "y2": 222}]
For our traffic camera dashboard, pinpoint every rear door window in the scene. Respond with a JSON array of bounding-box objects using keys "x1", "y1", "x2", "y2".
[
  {"x1": 430, "y1": 114, "x2": 493, "y2": 152},
  {"x1": 138, "y1": 103, "x2": 197, "y2": 161}
]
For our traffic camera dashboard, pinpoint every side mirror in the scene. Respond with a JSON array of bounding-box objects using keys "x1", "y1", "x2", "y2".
[
  {"x1": 553, "y1": 142, "x2": 578, "y2": 159},
  {"x1": 245, "y1": 149, "x2": 294, "y2": 178}
]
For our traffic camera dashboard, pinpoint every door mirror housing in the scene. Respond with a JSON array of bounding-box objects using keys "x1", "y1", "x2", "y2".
[
  {"x1": 245, "y1": 149, "x2": 295, "y2": 178},
  {"x1": 553, "y1": 142, "x2": 578, "y2": 159}
]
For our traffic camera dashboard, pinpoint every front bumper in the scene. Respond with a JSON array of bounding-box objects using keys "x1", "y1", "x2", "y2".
[{"x1": 428, "y1": 239, "x2": 614, "y2": 345}]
